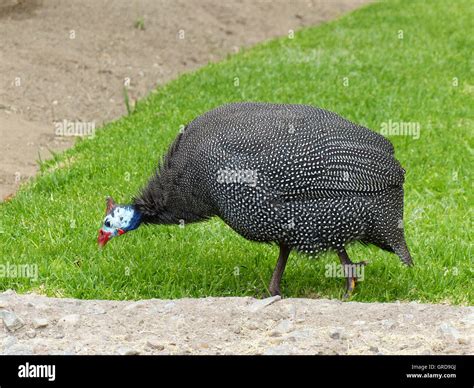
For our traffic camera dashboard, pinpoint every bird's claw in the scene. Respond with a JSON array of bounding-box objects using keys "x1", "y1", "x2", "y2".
[{"x1": 343, "y1": 277, "x2": 357, "y2": 299}]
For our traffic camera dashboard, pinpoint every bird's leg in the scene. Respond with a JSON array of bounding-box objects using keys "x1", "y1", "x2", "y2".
[
  {"x1": 337, "y1": 248, "x2": 367, "y2": 299},
  {"x1": 268, "y1": 243, "x2": 291, "y2": 297}
]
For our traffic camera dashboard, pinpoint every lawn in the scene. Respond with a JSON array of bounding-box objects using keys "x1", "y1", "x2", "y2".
[{"x1": 0, "y1": 0, "x2": 472, "y2": 304}]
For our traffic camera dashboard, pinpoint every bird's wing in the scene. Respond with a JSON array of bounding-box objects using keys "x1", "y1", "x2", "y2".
[
  {"x1": 216, "y1": 127, "x2": 403, "y2": 198},
  {"x1": 202, "y1": 103, "x2": 403, "y2": 200},
  {"x1": 269, "y1": 129, "x2": 405, "y2": 200}
]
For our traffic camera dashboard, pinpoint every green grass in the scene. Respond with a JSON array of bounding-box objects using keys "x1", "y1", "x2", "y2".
[{"x1": 0, "y1": 0, "x2": 472, "y2": 304}]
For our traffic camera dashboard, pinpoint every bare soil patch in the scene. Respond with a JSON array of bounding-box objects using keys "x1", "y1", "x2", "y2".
[{"x1": 0, "y1": 0, "x2": 370, "y2": 199}]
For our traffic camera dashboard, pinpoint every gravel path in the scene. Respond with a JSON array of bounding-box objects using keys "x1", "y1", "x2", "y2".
[{"x1": 0, "y1": 291, "x2": 472, "y2": 355}]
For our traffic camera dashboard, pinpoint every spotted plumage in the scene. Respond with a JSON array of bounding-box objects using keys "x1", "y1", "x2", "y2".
[{"x1": 99, "y1": 102, "x2": 413, "y2": 297}]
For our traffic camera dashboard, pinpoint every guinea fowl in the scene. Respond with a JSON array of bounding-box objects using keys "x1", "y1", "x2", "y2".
[{"x1": 98, "y1": 102, "x2": 413, "y2": 298}]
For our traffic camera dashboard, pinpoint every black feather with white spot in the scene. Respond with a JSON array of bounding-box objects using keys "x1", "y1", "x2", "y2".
[{"x1": 134, "y1": 102, "x2": 412, "y2": 266}]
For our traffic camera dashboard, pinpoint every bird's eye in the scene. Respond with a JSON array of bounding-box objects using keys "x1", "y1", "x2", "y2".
[{"x1": 104, "y1": 220, "x2": 111, "y2": 228}]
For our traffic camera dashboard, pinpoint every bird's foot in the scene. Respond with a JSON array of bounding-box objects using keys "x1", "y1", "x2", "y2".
[
  {"x1": 268, "y1": 285, "x2": 281, "y2": 297},
  {"x1": 342, "y1": 261, "x2": 368, "y2": 299},
  {"x1": 343, "y1": 277, "x2": 358, "y2": 299}
]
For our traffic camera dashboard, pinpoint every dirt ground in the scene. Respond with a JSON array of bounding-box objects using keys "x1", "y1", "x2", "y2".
[
  {"x1": 0, "y1": 0, "x2": 370, "y2": 200},
  {"x1": 0, "y1": 291, "x2": 472, "y2": 355}
]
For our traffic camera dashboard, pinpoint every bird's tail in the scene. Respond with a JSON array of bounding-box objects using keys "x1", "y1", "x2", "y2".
[
  {"x1": 368, "y1": 187, "x2": 413, "y2": 266},
  {"x1": 393, "y1": 238, "x2": 413, "y2": 266}
]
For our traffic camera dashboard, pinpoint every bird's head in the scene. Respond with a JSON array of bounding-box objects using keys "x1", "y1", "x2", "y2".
[{"x1": 98, "y1": 197, "x2": 142, "y2": 248}]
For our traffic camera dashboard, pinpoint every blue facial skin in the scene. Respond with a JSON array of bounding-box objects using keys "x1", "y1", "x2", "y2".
[{"x1": 102, "y1": 206, "x2": 142, "y2": 236}]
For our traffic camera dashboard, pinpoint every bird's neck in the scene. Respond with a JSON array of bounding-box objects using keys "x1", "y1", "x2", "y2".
[
  {"x1": 131, "y1": 191, "x2": 181, "y2": 225},
  {"x1": 132, "y1": 186, "x2": 214, "y2": 226},
  {"x1": 125, "y1": 206, "x2": 143, "y2": 231},
  {"x1": 132, "y1": 159, "x2": 216, "y2": 225}
]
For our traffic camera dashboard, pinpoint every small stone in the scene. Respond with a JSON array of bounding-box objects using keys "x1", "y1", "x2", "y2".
[
  {"x1": 163, "y1": 302, "x2": 176, "y2": 312},
  {"x1": 461, "y1": 313, "x2": 474, "y2": 326},
  {"x1": 269, "y1": 337, "x2": 284, "y2": 345},
  {"x1": 329, "y1": 327, "x2": 345, "y2": 340},
  {"x1": 248, "y1": 296, "x2": 281, "y2": 313},
  {"x1": 116, "y1": 346, "x2": 139, "y2": 355},
  {"x1": 58, "y1": 314, "x2": 80, "y2": 327},
  {"x1": 0, "y1": 310, "x2": 25, "y2": 332},
  {"x1": 284, "y1": 304, "x2": 297, "y2": 320},
  {"x1": 381, "y1": 319, "x2": 396, "y2": 329},
  {"x1": 246, "y1": 322, "x2": 259, "y2": 330},
  {"x1": 32, "y1": 317, "x2": 49, "y2": 329},
  {"x1": 439, "y1": 322, "x2": 460, "y2": 340},
  {"x1": 123, "y1": 301, "x2": 147, "y2": 311},
  {"x1": 274, "y1": 319, "x2": 293, "y2": 334},
  {"x1": 33, "y1": 344, "x2": 49, "y2": 354},
  {"x1": 7, "y1": 344, "x2": 33, "y2": 355},
  {"x1": 264, "y1": 344, "x2": 291, "y2": 355},
  {"x1": 369, "y1": 346, "x2": 379, "y2": 353},
  {"x1": 2, "y1": 336, "x2": 18, "y2": 350},
  {"x1": 26, "y1": 330, "x2": 36, "y2": 338},
  {"x1": 87, "y1": 306, "x2": 106, "y2": 315},
  {"x1": 63, "y1": 347, "x2": 77, "y2": 355},
  {"x1": 439, "y1": 322, "x2": 469, "y2": 345},
  {"x1": 146, "y1": 340, "x2": 165, "y2": 351},
  {"x1": 457, "y1": 337, "x2": 469, "y2": 345},
  {"x1": 290, "y1": 329, "x2": 312, "y2": 340}
]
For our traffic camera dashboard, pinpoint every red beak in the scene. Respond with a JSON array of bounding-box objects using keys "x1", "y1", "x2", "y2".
[{"x1": 98, "y1": 228, "x2": 112, "y2": 248}]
